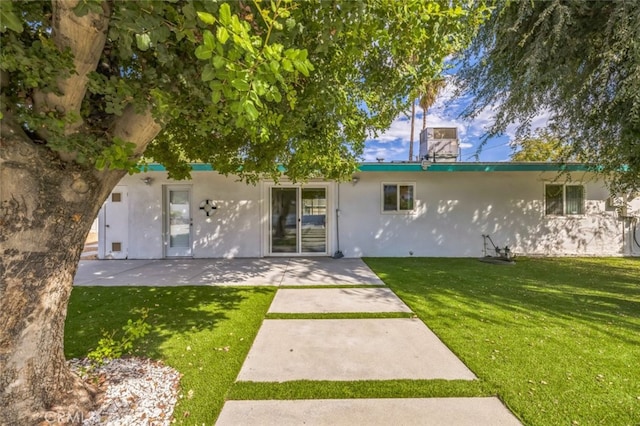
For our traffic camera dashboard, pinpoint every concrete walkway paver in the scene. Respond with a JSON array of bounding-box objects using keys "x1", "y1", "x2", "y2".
[
  {"x1": 217, "y1": 260, "x2": 522, "y2": 425},
  {"x1": 268, "y1": 287, "x2": 412, "y2": 313},
  {"x1": 236, "y1": 318, "x2": 477, "y2": 382},
  {"x1": 216, "y1": 398, "x2": 523, "y2": 426}
]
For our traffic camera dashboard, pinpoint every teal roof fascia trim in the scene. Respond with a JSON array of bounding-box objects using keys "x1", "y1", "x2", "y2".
[
  {"x1": 141, "y1": 164, "x2": 172, "y2": 171},
  {"x1": 358, "y1": 162, "x2": 592, "y2": 172},
  {"x1": 141, "y1": 163, "x2": 213, "y2": 171},
  {"x1": 358, "y1": 163, "x2": 423, "y2": 172},
  {"x1": 425, "y1": 163, "x2": 591, "y2": 172},
  {"x1": 140, "y1": 163, "x2": 287, "y2": 172},
  {"x1": 141, "y1": 162, "x2": 593, "y2": 173}
]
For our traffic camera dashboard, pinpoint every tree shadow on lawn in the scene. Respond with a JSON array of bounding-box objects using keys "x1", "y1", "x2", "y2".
[
  {"x1": 365, "y1": 257, "x2": 640, "y2": 345},
  {"x1": 65, "y1": 285, "x2": 274, "y2": 359}
]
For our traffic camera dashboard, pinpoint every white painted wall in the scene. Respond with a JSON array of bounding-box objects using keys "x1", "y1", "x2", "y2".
[
  {"x1": 338, "y1": 171, "x2": 638, "y2": 257},
  {"x1": 103, "y1": 169, "x2": 639, "y2": 259},
  {"x1": 115, "y1": 171, "x2": 263, "y2": 259}
]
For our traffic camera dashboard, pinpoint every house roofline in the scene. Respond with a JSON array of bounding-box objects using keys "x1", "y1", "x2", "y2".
[
  {"x1": 141, "y1": 162, "x2": 594, "y2": 173},
  {"x1": 358, "y1": 162, "x2": 594, "y2": 172}
]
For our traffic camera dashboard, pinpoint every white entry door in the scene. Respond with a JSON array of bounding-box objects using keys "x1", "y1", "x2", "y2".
[
  {"x1": 165, "y1": 186, "x2": 193, "y2": 257},
  {"x1": 103, "y1": 186, "x2": 129, "y2": 259}
]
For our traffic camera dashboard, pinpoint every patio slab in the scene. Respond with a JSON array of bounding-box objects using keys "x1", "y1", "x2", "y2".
[
  {"x1": 74, "y1": 258, "x2": 383, "y2": 286},
  {"x1": 216, "y1": 397, "x2": 522, "y2": 426},
  {"x1": 236, "y1": 318, "x2": 476, "y2": 382},
  {"x1": 268, "y1": 287, "x2": 412, "y2": 313}
]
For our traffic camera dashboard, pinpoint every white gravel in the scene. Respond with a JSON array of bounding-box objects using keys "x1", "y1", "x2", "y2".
[{"x1": 69, "y1": 357, "x2": 181, "y2": 426}]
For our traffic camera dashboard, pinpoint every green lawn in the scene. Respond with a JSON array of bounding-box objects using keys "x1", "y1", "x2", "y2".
[
  {"x1": 365, "y1": 257, "x2": 640, "y2": 426},
  {"x1": 65, "y1": 257, "x2": 640, "y2": 425},
  {"x1": 65, "y1": 286, "x2": 276, "y2": 424}
]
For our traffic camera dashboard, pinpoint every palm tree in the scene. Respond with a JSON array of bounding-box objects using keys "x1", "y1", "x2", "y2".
[
  {"x1": 408, "y1": 99, "x2": 416, "y2": 161},
  {"x1": 409, "y1": 78, "x2": 446, "y2": 161},
  {"x1": 419, "y1": 77, "x2": 446, "y2": 130}
]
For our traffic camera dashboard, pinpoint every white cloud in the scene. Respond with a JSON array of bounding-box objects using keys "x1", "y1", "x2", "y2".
[
  {"x1": 362, "y1": 143, "x2": 407, "y2": 162},
  {"x1": 364, "y1": 76, "x2": 555, "y2": 163}
]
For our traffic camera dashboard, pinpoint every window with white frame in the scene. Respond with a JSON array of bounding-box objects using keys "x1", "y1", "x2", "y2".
[
  {"x1": 382, "y1": 183, "x2": 415, "y2": 212},
  {"x1": 545, "y1": 184, "x2": 585, "y2": 215}
]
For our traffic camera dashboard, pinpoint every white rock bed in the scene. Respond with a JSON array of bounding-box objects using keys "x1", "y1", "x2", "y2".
[{"x1": 69, "y1": 358, "x2": 181, "y2": 426}]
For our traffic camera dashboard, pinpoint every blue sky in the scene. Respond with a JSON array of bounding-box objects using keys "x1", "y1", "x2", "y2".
[{"x1": 362, "y1": 81, "x2": 550, "y2": 163}]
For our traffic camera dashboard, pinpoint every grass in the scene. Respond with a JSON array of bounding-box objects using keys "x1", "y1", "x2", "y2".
[
  {"x1": 65, "y1": 257, "x2": 640, "y2": 425},
  {"x1": 65, "y1": 286, "x2": 275, "y2": 424},
  {"x1": 228, "y1": 379, "x2": 491, "y2": 400},
  {"x1": 364, "y1": 257, "x2": 640, "y2": 426}
]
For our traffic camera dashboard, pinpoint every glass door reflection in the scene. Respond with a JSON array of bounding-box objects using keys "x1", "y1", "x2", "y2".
[
  {"x1": 166, "y1": 188, "x2": 192, "y2": 257},
  {"x1": 271, "y1": 188, "x2": 298, "y2": 253},
  {"x1": 301, "y1": 188, "x2": 326, "y2": 253}
]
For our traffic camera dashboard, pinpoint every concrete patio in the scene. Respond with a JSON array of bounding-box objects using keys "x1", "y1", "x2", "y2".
[{"x1": 74, "y1": 257, "x2": 384, "y2": 286}]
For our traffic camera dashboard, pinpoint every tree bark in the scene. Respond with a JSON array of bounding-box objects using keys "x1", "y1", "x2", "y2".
[
  {"x1": 0, "y1": 117, "x2": 125, "y2": 425},
  {"x1": 0, "y1": 2, "x2": 163, "y2": 423},
  {"x1": 33, "y1": 0, "x2": 110, "y2": 135},
  {"x1": 409, "y1": 100, "x2": 416, "y2": 161}
]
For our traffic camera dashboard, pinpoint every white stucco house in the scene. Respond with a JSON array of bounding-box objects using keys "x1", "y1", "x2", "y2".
[{"x1": 97, "y1": 161, "x2": 640, "y2": 259}]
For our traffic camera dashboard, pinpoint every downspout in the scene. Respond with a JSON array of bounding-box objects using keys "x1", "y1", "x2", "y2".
[{"x1": 332, "y1": 181, "x2": 344, "y2": 258}]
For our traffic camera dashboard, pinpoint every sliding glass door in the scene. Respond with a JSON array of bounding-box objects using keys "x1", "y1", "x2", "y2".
[{"x1": 270, "y1": 187, "x2": 327, "y2": 255}]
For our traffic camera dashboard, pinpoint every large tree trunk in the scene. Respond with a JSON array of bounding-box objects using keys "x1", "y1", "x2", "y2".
[
  {"x1": 1, "y1": 1, "x2": 160, "y2": 422},
  {"x1": 0, "y1": 119, "x2": 125, "y2": 425}
]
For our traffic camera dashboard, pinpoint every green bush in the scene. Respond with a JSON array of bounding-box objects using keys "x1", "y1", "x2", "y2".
[{"x1": 87, "y1": 308, "x2": 151, "y2": 366}]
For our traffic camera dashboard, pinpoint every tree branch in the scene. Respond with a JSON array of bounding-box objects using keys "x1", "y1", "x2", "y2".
[
  {"x1": 33, "y1": 0, "x2": 110, "y2": 134},
  {"x1": 111, "y1": 105, "x2": 162, "y2": 156}
]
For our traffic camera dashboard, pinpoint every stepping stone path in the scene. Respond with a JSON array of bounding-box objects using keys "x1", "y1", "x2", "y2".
[{"x1": 217, "y1": 286, "x2": 523, "y2": 425}]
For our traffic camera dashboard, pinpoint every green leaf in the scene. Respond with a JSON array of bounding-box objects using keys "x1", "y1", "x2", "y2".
[
  {"x1": 293, "y1": 60, "x2": 309, "y2": 77},
  {"x1": 231, "y1": 78, "x2": 250, "y2": 92},
  {"x1": 285, "y1": 17, "x2": 296, "y2": 31},
  {"x1": 243, "y1": 100, "x2": 259, "y2": 121},
  {"x1": 0, "y1": 3, "x2": 23, "y2": 33},
  {"x1": 203, "y1": 30, "x2": 215, "y2": 49},
  {"x1": 212, "y1": 55, "x2": 226, "y2": 69},
  {"x1": 216, "y1": 26, "x2": 230, "y2": 45},
  {"x1": 201, "y1": 64, "x2": 216, "y2": 82},
  {"x1": 211, "y1": 89, "x2": 222, "y2": 104},
  {"x1": 271, "y1": 88, "x2": 282, "y2": 103},
  {"x1": 135, "y1": 33, "x2": 151, "y2": 51},
  {"x1": 281, "y1": 58, "x2": 294, "y2": 72},
  {"x1": 95, "y1": 157, "x2": 106, "y2": 170},
  {"x1": 197, "y1": 11, "x2": 216, "y2": 25},
  {"x1": 73, "y1": 1, "x2": 90, "y2": 17},
  {"x1": 219, "y1": 3, "x2": 231, "y2": 25},
  {"x1": 194, "y1": 45, "x2": 213, "y2": 60}
]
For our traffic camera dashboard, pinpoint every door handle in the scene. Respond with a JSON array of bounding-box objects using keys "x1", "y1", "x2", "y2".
[{"x1": 105, "y1": 224, "x2": 110, "y2": 228}]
